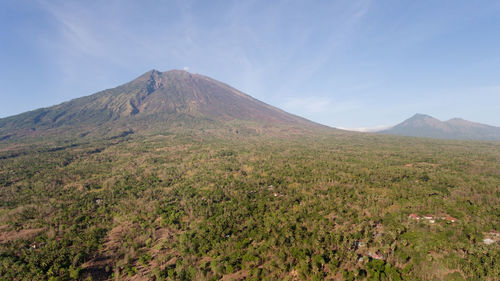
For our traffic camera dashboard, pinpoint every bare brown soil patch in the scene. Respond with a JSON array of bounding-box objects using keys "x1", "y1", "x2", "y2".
[
  {"x1": 81, "y1": 221, "x2": 136, "y2": 281},
  {"x1": 221, "y1": 269, "x2": 249, "y2": 281},
  {"x1": 0, "y1": 227, "x2": 44, "y2": 243}
]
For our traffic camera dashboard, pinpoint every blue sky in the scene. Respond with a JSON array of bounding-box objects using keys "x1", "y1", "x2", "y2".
[{"x1": 1, "y1": 0, "x2": 499, "y2": 129}]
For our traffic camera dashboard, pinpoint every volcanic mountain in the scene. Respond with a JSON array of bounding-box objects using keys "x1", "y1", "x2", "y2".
[
  {"x1": 380, "y1": 113, "x2": 500, "y2": 141},
  {"x1": 0, "y1": 70, "x2": 326, "y2": 141}
]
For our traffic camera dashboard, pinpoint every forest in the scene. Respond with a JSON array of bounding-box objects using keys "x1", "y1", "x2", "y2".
[{"x1": 0, "y1": 131, "x2": 499, "y2": 280}]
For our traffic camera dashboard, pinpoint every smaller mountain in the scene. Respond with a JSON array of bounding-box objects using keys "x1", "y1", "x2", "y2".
[{"x1": 380, "y1": 114, "x2": 500, "y2": 141}]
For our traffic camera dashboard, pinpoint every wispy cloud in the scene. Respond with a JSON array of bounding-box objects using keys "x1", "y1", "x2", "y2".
[
  {"x1": 270, "y1": 0, "x2": 372, "y2": 97},
  {"x1": 35, "y1": 0, "x2": 204, "y2": 97}
]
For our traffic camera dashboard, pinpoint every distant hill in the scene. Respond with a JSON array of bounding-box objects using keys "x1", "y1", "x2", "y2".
[
  {"x1": 380, "y1": 113, "x2": 500, "y2": 141},
  {"x1": 0, "y1": 70, "x2": 327, "y2": 141}
]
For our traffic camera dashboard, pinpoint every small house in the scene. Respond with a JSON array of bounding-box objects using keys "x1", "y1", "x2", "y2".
[
  {"x1": 444, "y1": 216, "x2": 457, "y2": 223},
  {"x1": 409, "y1": 214, "x2": 420, "y2": 220},
  {"x1": 368, "y1": 251, "x2": 384, "y2": 260},
  {"x1": 483, "y1": 238, "x2": 495, "y2": 245},
  {"x1": 489, "y1": 230, "x2": 499, "y2": 237}
]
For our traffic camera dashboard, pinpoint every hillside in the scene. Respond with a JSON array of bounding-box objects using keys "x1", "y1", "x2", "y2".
[
  {"x1": 0, "y1": 74, "x2": 499, "y2": 281},
  {"x1": 380, "y1": 113, "x2": 500, "y2": 141},
  {"x1": 0, "y1": 70, "x2": 325, "y2": 142}
]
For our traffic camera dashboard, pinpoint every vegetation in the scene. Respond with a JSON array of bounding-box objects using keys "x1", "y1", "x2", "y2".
[{"x1": 0, "y1": 131, "x2": 499, "y2": 280}]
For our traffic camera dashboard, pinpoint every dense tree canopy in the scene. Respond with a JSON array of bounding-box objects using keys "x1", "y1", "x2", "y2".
[{"x1": 0, "y1": 132, "x2": 499, "y2": 280}]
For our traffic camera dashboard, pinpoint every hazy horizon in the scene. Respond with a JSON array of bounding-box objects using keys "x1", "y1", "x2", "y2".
[{"x1": 1, "y1": 0, "x2": 499, "y2": 128}]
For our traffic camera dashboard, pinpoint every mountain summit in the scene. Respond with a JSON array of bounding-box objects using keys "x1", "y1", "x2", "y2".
[
  {"x1": 0, "y1": 70, "x2": 325, "y2": 141},
  {"x1": 380, "y1": 114, "x2": 500, "y2": 141}
]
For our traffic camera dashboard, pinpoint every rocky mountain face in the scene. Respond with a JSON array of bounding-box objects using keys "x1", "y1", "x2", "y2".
[
  {"x1": 381, "y1": 114, "x2": 500, "y2": 141},
  {"x1": 0, "y1": 70, "x2": 327, "y2": 141}
]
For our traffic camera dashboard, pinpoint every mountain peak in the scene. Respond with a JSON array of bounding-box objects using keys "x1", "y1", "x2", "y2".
[
  {"x1": 413, "y1": 113, "x2": 430, "y2": 118},
  {"x1": 136, "y1": 69, "x2": 191, "y2": 80},
  {"x1": 165, "y1": 69, "x2": 190, "y2": 74},
  {"x1": 410, "y1": 113, "x2": 435, "y2": 120},
  {"x1": 381, "y1": 114, "x2": 500, "y2": 141},
  {"x1": 446, "y1": 117, "x2": 467, "y2": 123},
  {"x1": 400, "y1": 114, "x2": 442, "y2": 128}
]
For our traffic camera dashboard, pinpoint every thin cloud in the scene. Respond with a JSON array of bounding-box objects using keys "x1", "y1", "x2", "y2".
[{"x1": 272, "y1": 0, "x2": 372, "y2": 97}]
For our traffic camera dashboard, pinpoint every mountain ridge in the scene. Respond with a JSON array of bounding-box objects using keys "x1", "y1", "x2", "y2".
[{"x1": 380, "y1": 113, "x2": 500, "y2": 141}]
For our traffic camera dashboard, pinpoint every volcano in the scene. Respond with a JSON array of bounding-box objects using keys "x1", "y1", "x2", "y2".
[{"x1": 0, "y1": 70, "x2": 328, "y2": 141}]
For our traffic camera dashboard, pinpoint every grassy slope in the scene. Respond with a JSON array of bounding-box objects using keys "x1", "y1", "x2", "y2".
[{"x1": 0, "y1": 132, "x2": 499, "y2": 280}]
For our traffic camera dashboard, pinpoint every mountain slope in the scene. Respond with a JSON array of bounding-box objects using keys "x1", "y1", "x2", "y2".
[
  {"x1": 0, "y1": 70, "x2": 326, "y2": 141},
  {"x1": 381, "y1": 113, "x2": 500, "y2": 141}
]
